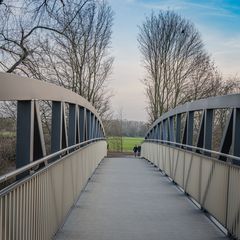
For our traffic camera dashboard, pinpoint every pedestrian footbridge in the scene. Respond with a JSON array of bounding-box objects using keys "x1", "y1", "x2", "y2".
[{"x1": 0, "y1": 73, "x2": 240, "y2": 239}]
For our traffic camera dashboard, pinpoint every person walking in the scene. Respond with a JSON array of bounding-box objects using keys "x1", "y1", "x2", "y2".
[
  {"x1": 133, "y1": 145, "x2": 138, "y2": 157},
  {"x1": 137, "y1": 145, "x2": 141, "y2": 156}
]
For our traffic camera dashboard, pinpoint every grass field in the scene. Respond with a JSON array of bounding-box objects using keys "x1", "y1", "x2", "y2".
[
  {"x1": 0, "y1": 131, "x2": 15, "y2": 137},
  {"x1": 107, "y1": 137, "x2": 144, "y2": 152}
]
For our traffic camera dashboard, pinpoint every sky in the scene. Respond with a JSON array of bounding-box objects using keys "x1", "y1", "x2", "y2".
[{"x1": 108, "y1": 0, "x2": 240, "y2": 121}]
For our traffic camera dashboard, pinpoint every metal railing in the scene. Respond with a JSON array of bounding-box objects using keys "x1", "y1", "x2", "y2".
[
  {"x1": 143, "y1": 94, "x2": 240, "y2": 239},
  {"x1": 141, "y1": 141, "x2": 240, "y2": 238},
  {"x1": 0, "y1": 72, "x2": 106, "y2": 172},
  {"x1": 0, "y1": 139, "x2": 107, "y2": 240},
  {"x1": 145, "y1": 94, "x2": 240, "y2": 161},
  {"x1": 0, "y1": 138, "x2": 105, "y2": 185},
  {"x1": 145, "y1": 139, "x2": 240, "y2": 164},
  {"x1": 0, "y1": 73, "x2": 107, "y2": 239}
]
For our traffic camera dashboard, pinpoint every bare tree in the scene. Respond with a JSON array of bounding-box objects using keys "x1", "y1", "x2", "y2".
[
  {"x1": 138, "y1": 11, "x2": 219, "y2": 123},
  {"x1": 181, "y1": 57, "x2": 222, "y2": 103},
  {"x1": 0, "y1": 0, "x2": 114, "y2": 119},
  {"x1": 35, "y1": 0, "x2": 114, "y2": 118},
  {"x1": 0, "y1": 0, "x2": 81, "y2": 73}
]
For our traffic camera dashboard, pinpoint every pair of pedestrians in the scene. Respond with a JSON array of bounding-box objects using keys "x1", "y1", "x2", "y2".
[{"x1": 133, "y1": 145, "x2": 141, "y2": 157}]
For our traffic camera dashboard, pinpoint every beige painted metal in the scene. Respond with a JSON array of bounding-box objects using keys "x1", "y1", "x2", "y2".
[
  {"x1": 0, "y1": 140, "x2": 107, "y2": 240},
  {"x1": 141, "y1": 142, "x2": 240, "y2": 239},
  {"x1": 0, "y1": 73, "x2": 105, "y2": 134}
]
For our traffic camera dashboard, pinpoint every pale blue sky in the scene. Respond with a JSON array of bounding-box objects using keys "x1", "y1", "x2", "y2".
[{"x1": 108, "y1": 0, "x2": 240, "y2": 121}]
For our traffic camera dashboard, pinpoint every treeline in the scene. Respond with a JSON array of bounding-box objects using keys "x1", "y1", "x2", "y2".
[{"x1": 104, "y1": 119, "x2": 148, "y2": 137}]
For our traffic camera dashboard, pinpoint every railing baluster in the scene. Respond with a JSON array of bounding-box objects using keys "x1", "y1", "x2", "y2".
[{"x1": 204, "y1": 109, "x2": 213, "y2": 156}]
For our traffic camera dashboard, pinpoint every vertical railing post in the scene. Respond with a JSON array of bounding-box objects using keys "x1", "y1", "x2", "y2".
[
  {"x1": 218, "y1": 109, "x2": 233, "y2": 161},
  {"x1": 68, "y1": 104, "x2": 77, "y2": 148},
  {"x1": 196, "y1": 111, "x2": 205, "y2": 152},
  {"x1": 51, "y1": 101, "x2": 62, "y2": 154},
  {"x1": 233, "y1": 108, "x2": 240, "y2": 156},
  {"x1": 87, "y1": 110, "x2": 92, "y2": 140},
  {"x1": 187, "y1": 111, "x2": 194, "y2": 149},
  {"x1": 33, "y1": 101, "x2": 46, "y2": 161},
  {"x1": 162, "y1": 120, "x2": 167, "y2": 141},
  {"x1": 169, "y1": 116, "x2": 175, "y2": 144},
  {"x1": 79, "y1": 107, "x2": 86, "y2": 142},
  {"x1": 154, "y1": 125, "x2": 157, "y2": 139},
  {"x1": 232, "y1": 108, "x2": 240, "y2": 164},
  {"x1": 16, "y1": 100, "x2": 34, "y2": 171},
  {"x1": 157, "y1": 123, "x2": 160, "y2": 140},
  {"x1": 99, "y1": 125, "x2": 102, "y2": 138},
  {"x1": 98, "y1": 121, "x2": 101, "y2": 138},
  {"x1": 91, "y1": 114, "x2": 95, "y2": 139},
  {"x1": 51, "y1": 101, "x2": 68, "y2": 154},
  {"x1": 159, "y1": 121, "x2": 163, "y2": 141},
  {"x1": 204, "y1": 109, "x2": 213, "y2": 156},
  {"x1": 95, "y1": 120, "x2": 99, "y2": 138},
  {"x1": 176, "y1": 114, "x2": 181, "y2": 145}
]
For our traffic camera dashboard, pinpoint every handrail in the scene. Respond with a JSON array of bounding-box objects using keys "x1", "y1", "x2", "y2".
[
  {"x1": 0, "y1": 72, "x2": 101, "y2": 122},
  {"x1": 0, "y1": 138, "x2": 106, "y2": 184},
  {"x1": 145, "y1": 139, "x2": 240, "y2": 164}
]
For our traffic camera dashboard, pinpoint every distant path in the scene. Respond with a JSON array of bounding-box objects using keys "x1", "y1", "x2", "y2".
[
  {"x1": 55, "y1": 157, "x2": 229, "y2": 240},
  {"x1": 107, "y1": 151, "x2": 134, "y2": 158}
]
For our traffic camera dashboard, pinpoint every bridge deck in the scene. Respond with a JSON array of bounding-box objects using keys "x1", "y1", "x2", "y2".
[{"x1": 55, "y1": 157, "x2": 229, "y2": 240}]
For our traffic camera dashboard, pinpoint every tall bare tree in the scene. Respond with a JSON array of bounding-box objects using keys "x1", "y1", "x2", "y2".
[
  {"x1": 33, "y1": 0, "x2": 114, "y2": 118},
  {"x1": 138, "y1": 11, "x2": 220, "y2": 123}
]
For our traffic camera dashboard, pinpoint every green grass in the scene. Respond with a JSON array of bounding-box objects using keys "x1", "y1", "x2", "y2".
[
  {"x1": 107, "y1": 137, "x2": 144, "y2": 152},
  {"x1": 0, "y1": 131, "x2": 15, "y2": 137}
]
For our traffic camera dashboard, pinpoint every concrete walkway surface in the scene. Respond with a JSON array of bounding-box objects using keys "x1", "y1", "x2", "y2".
[{"x1": 55, "y1": 157, "x2": 229, "y2": 240}]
